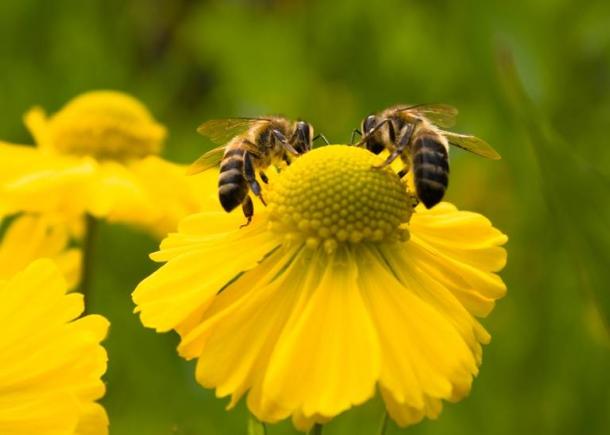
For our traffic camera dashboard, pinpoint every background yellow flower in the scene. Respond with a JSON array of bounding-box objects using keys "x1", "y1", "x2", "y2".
[
  {"x1": 0, "y1": 91, "x2": 216, "y2": 237},
  {"x1": 0, "y1": 214, "x2": 81, "y2": 288},
  {"x1": 0, "y1": 259, "x2": 109, "y2": 435}
]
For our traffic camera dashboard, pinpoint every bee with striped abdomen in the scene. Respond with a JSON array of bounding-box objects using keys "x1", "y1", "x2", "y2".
[
  {"x1": 188, "y1": 117, "x2": 325, "y2": 226},
  {"x1": 353, "y1": 104, "x2": 501, "y2": 208}
]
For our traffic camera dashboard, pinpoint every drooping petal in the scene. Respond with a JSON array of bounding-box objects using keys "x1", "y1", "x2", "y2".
[
  {"x1": 261, "y1": 248, "x2": 380, "y2": 425},
  {"x1": 357, "y1": 246, "x2": 477, "y2": 425},
  {"x1": 409, "y1": 202, "x2": 508, "y2": 317},
  {"x1": 133, "y1": 213, "x2": 280, "y2": 333},
  {"x1": 191, "y1": 246, "x2": 305, "y2": 412}
]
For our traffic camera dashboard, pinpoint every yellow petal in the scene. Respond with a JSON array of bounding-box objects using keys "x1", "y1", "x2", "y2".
[
  {"x1": 178, "y1": 245, "x2": 298, "y2": 359},
  {"x1": 191, "y1": 246, "x2": 304, "y2": 411},
  {"x1": 0, "y1": 214, "x2": 82, "y2": 287},
  {"x1": 74, "y1": 403, "x2": 108, "y2": 435},
  {"x1": 0, "y1": 259, "x2": 109, "y2": 435},
  {"x1": 0, "y1": 145, "x2": 97, "y2": 218},
  {"x1": 0, "y1": 392, "x2": 80, "y2": 435},
  {"x1": 133, "y1": 217, "x2": 279, "y2": 332},
  {"x1": 261, "y1": 248, "x2": 380, "y2": 419},
  {"x1": 87, "y1": 160, "x2": 154, "y2": 221},
  {"x1": 126, "y1": 156, "x2": 220, "y2": 236},
  {"x1": 358, "y1": 246, "x2": 476, "y2": 411},
  {"x1": 409, "y1": 203, "x2": 508, "y2": 317},
  {"x1": 23, "y1": 107, "x2": 53, "y2": 152},
  {"x1": 381, "y1": 387, "x2": 442, "y2": 427},
  {"x1": 0, "y1": 140, "x2": 219, "y2": 237}
]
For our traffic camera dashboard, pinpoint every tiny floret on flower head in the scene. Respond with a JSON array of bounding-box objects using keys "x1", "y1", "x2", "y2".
[
  {"x1": 25, "y1": 90, "x2": 166, "y2": 161},
  {"x1": 267, "y1": 146, "x2": 414, "y2": 251}
]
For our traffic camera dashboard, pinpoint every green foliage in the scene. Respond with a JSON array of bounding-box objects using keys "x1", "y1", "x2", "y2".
[{"x1": 1, "y1": 0, "x2": 609, "y2": 434}]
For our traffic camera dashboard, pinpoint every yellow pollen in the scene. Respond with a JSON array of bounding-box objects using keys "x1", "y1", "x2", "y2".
[
  {"x1": 37, "y1": 91, "x2": 166, "y2": 161},
  {"x1": 267, "y1": 145, "x2": 414, "y2": 252}
]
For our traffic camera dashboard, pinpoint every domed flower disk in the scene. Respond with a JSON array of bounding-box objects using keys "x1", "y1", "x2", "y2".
[
  {"x1": 133, "y1": 145, "x2": 508, "y2": 430},
  {"x1": 0, "y1": 259, "x2": 109, "y2": 434},
  {"x1": 0, "y1": 91, "x2": 216, "y2": 236}
]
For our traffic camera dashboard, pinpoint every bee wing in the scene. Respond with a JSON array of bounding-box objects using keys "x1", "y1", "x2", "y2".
[
  {"x1": 186, "y1": 146, "x2": 226, "y2": 175},
  {"x1": 443, "y1": 131, "x2": 502, "y2": 160},
  {"x1": 400, "y1": 104, "x2": 459, "y2": 128},
  {"x1": 197, "y1": 118, "x2": 268, "y2": 145}
]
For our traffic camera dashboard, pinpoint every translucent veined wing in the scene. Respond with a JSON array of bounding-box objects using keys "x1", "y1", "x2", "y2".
[
  {"x1": 443, "y1": 131, "x2": 502, "y2": 160},
  {"x1": 399, "y1": 104, "x2": 459, "y2": 128},
  {"x1": 186, "y1": 146, "x2": 226, "y2": 175},
  {"x1": 197, "y1": 118, "x2": 268, "y2": 145}
]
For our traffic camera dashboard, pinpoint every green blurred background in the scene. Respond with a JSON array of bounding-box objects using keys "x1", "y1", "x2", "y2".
[{"x1": 1, "y1": 0, "x2": 609, "y2": 434}]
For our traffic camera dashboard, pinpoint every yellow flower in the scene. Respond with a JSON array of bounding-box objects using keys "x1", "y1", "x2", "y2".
[
  {"x1": 0, "y1": 90, "x2": 215, "y2": 236},
  {"x1": 0, "y1": 259, "x2": 109, "y2": 435},
  {"x1": 133, "y1": 145, "x2": 508, "y2": 430},
  {"x1": 0, "y1": 214, "x2": 82, "y2": 288}
]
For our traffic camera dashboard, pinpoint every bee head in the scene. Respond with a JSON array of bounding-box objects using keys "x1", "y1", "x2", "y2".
[
  {"x1": 361, "y1": 114, "x2": 385, "y2": 154},
  {"x1": 293, "y1": 121, "x2": 313, "y2": 154},
  {"x1": 362, "y1": 114, "x2": 378, "y2": 136}
]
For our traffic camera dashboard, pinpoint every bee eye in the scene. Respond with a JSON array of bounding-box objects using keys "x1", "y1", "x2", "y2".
[
  {"x1": 363, "y1": 115, "x2": 377, "y2": 134},
  {"x1": 298, "y1": 122, "x2": 310, "y2": 139},
  {"x1": 294, "y1": 122, "x2": 311, "y2": 152}
]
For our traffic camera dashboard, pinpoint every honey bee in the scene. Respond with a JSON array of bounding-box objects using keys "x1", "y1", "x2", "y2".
[
  {"x1": 353, "y1": 104, "x2": 501, "y2": 208},
  {"x1": 188, "y1": 117, "x2": 325, "y2": 226}
]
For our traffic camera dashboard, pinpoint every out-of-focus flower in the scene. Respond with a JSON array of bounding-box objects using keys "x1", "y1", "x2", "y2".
[
  {"x1": 0, "y1": 214, "x2": 81, "y2": 288},
  {"x1": 133, "y1": 145, "x2": 508, "y2": 430},
  {"x1": 0, "y1": 259, "x2": 109, "y2": 434},
  {"x1": 0, "y1": 90, "x2": 215, "y2": 236}
]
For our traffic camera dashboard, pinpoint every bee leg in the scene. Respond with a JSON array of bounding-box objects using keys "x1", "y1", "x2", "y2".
[
  {"x1": 240, "y1": 196, "x2": 254, "y2": 228},
  {"x1": 260, "y1": 171, "x2": 269, "y2": 184},
  {"x1": 272, "y1": 129, "x2": 300, "y2": 156},
  {"x1": 281, "y1": 142, "x2": 300, "y2": 156},
  {"x1": 372, "y1": 123, "x2": 414, "y2": 169},
  {"x1": 397, "y1": 167, "x2": 409, "y2": 178},
  {"x1": 243, "y1": 151, "x2": 267, "y2": 206},
  {"x1": 357, "y1": 119, "x2": 393, "y2": 147},
  {"x1": 373, "y1": 150, "x2": 401, "y2": 169},
  {"x1": 351, "y1": 129, "x2": 362, "y2": 144}
]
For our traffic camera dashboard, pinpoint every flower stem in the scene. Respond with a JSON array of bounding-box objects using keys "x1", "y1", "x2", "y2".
[
  {"x1": 247, "y1": 413, "x2": 267, "y2": 435},
  {"x1": 80, "y1": 214, "x2": 98, "y2": 313},
  {"x1": 308, "y1": 423, "x2": 323, "y2": 435},
  {"x1": 377, "y1": 410, "x2": 388, "y2": 435}
]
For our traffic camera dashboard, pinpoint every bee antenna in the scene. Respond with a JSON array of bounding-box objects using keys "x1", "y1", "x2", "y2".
[{"x1": 312, "y1": 133, "x2": 329, "y2": 147}]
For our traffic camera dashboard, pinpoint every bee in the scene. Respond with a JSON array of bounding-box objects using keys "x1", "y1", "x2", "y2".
[
  {"x1": 188, "y1": 117, "x2": 326, "y2": 226},
  {"x1": 353, "y1": 104, "x2": 501, "y2": 208}
]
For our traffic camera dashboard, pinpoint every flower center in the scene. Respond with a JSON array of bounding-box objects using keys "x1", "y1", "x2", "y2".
[
  {"x1": 46, "y1": 91, "x2": 166, "y2": 161},
  {"x1": 267, "y1": 145, "x2": 414, "y2": 252}
]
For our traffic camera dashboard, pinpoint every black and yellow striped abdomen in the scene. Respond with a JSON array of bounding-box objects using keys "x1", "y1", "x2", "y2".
[
  {"x1": 412, "y1": 134, "x2": 449, "y2": 209},
  {"x1": 218, "y1": 148, "x2": 248, "y2": 212}
]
